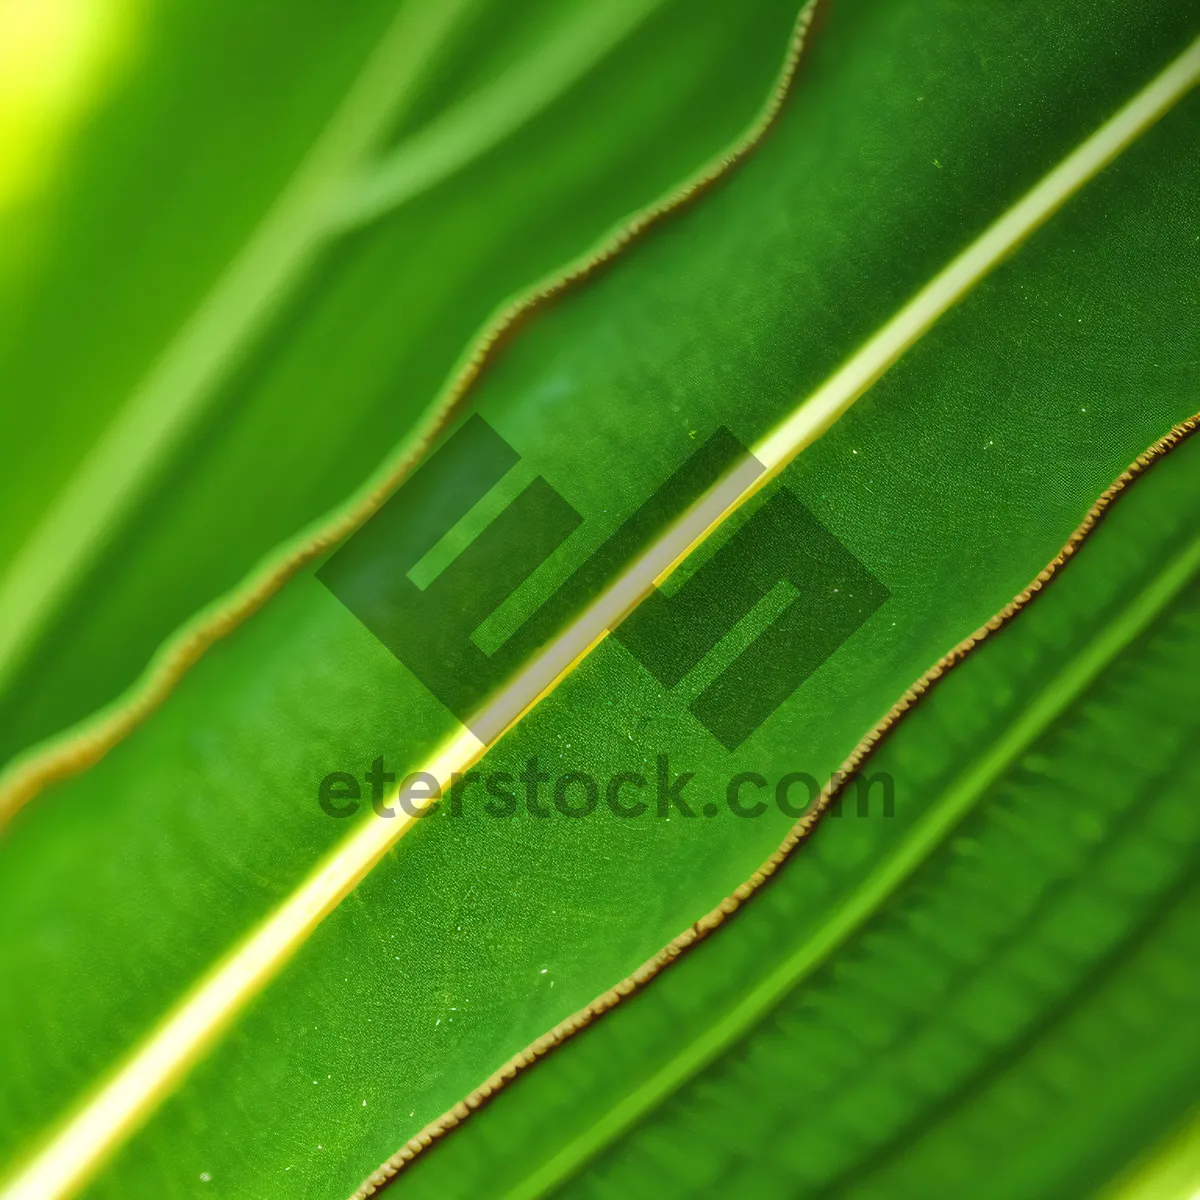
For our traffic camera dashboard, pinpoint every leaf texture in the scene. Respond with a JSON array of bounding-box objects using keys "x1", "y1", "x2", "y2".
[
  {"x1": 388, "y1": 424, "x2": 1200, "y2": 1199},
  {"x1": 0, "y1": 2, "x2": 1198, "y2": 1198}
]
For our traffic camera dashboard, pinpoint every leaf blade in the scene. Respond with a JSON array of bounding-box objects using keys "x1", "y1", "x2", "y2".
[{"x1": 2, "y1": 4, "x2": 1200, "y2": 1195}]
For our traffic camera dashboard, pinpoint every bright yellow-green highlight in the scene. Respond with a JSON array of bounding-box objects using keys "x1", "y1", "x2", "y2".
[{"x1": 0, "y1": 0, "x2": 132, "y2": 210}]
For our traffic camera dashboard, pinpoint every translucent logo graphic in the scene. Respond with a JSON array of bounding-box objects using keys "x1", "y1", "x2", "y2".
[{"x1": 319, "y1": 415, "x2": 888, "y2": 750}]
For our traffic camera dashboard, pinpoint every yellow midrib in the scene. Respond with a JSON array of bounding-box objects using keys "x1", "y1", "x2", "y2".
[{"x1": 3, "y1": 27, "x2": 1199, "y2": 1200}]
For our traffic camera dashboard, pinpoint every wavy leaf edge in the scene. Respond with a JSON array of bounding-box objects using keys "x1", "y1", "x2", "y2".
[
  {"x1": 351, "y1": 409, "x2": 1200, "y2": 1199},
  {"x1": 0, "y1": 0, "x2": 820, "y2": 831}
]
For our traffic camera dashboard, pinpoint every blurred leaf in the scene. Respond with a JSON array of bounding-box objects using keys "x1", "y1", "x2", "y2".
[
  {"x1": 0, "y1": 3, "x2": 1198, "y2": 1200},
  {"x1": 0, "y1": 0, "x2": 799, "y2": 775}
]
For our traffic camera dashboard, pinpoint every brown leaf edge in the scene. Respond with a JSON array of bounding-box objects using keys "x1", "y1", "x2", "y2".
[
  {"x1": 353, "y1": 408, "x2": 1200, "y2": 1197},
  {"x1": 0, "y1": 0, "x2": 822, "y2": 832}
]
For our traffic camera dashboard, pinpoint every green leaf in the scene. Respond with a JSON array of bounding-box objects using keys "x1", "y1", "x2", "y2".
[
  {"x1": 394, "y1": 422, "x2": 1200, "y2": 1199},
  {"x1": 0, "y1": 0, "x2": 800, "y2": 779},
  {"x1": 1, "y1": 3, "x2": 1198, "y2": 1199}
]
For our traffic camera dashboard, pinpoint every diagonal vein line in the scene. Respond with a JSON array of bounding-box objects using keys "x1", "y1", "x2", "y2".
[
  {"x1": 328, "y1": 0, "x2": 669, "y2": 233},
  {"x1": 1102, "y1": 1103, "x2": 1200, "y2": 1200},
  {"x1": 750, "y1": 31, "x2": 1200, "y2": 479},
  {"x1": 4, "y1": 31, "x2": 1198, "y2": 1200},
  {"x1": 0, "y1": 0, "x2": 477, "y2": 703},
  {"x1": 0, "y1": 0, "x2": 663, "y2": 707},
  {"x1": 505, "y1": 517, "x2": 1200, "y2": 1200}
]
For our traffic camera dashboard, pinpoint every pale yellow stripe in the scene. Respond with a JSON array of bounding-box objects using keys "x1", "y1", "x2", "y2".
[
  {"x1": 644, "y1": 34, "x2": 1200, "y2": 596},
  {"x1": 1101, "y1": 1106, "x2": 1200, "y2": 1200},
  {"x1": 751, "y1": 33, "x2": 1200, "y2": 482},
  {"x1": 0, "y1": 727, "x2": 484, "y2": 1200},
  {"x1": 4, "y1": 31, "x2": 1198, "y2": 1200}
]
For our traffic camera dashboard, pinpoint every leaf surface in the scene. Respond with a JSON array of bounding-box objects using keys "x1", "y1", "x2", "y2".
[
  {"x1": 1, "y1": 3, "x2": 1198, "y2": 1199},
  {"x1": 393, "y1": 424, "x2": 1200, "y2": 1200}
]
